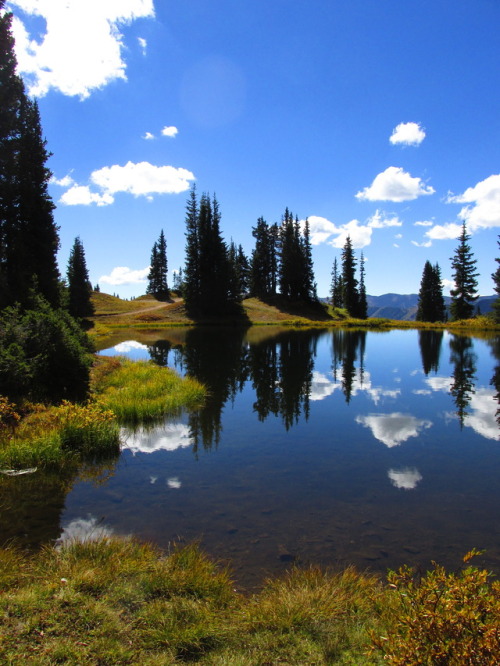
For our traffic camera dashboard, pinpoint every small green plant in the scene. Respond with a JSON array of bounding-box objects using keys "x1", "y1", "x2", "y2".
[{"x1": 371, "y1": 549, "x2": 500, "y2": 665}]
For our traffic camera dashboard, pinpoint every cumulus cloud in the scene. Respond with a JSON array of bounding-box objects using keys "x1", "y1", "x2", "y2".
[
  {"x1": 50, "y1": 173, "x2": 75, "y2": 187},
  {"x1": 9, "y1": 0, "x2": 155, "y2": 98},
  {"x1": 388, "y1": 467, "x2": 423, "y2": 490},
  {"x1": 309, "y1": 371, "x2": 338, "y2": 401},
  {"x1": 329, "y1": 219, "x2": 373, "y2": 249},
  {"x1": 466, "y1": 388, "x2": 500, "y2": 441},
  {"x1": 356, "y1": 412, "x2": 432, "y2": 448},
  {"x1": 414, "y1": 220, "x2": 433, "y2": 227},
  {"x1": 143, "y1": 131, "x2": 155, "y2": 140},
  {"x1": 138, "y1": 36, "x2": 147, "y2": 55},
  {"x1": 356, "y1": 166, "x2": 435, "y2": 202},
  {"x1": 367, "y1": 210, "x2": 403, "y2": 229},
  {"x1": 161, "y1": 126, "x2": 179, "y2": 137},
  {"x1": 447, "y1": 174, "x2": 500, "y2": 233},
  {"x1": 167, "y1": 477, "x2": 182, "y2": 489},
  {"x1": 121, "y1": 423, "x2": 193, "y2": 454},
  {"x1": 389, "y1": 122, "x2": 426, "y2": 146},
  {"x1": 113, "y1": 341, "x2": 148, "y2": 353},
  {"x1": 425, "y1": 222, "x2": 462, "y2": 240},
  {"x1": 99, "y1": 266, "x2": 149, "y2": 285},
  {"x1": 60, "y1": 161, "x2": 195, "y2": 206},
  {"x1": 304, "y1": 216, "x2": 338, "y2": 245},
  {"x1": 60, "y1": 185, "x2": 114, "y2": 207},
  {"x1": 441, "y1": 278, "x2": 455, "y2": 291}
]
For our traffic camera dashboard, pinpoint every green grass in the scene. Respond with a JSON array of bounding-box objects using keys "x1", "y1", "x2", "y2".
[
  {"x1": 93, "y1": 356, "x2": 206, "y2": 425},
  {"x1": 0, "y1": 400, "x2": 120, "y2": 472},
  {"x1": 0, "y1": 539, "x2": 498, "y2": 664}
]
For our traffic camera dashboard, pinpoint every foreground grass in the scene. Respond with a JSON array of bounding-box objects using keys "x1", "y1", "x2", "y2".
[
  {"x1": 0, "y1": 539, "x2": 498, "y2": 665},
  {"x1": 93, "y1": 356, "x2": 206, "y2": 425}
]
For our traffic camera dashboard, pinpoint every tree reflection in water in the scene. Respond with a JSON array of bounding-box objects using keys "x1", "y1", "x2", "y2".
[
  {"x1": 449, "y1": 335, "x2": 477, "y2": 428},
  {"x1": 418, "y1": 330, "x2": 444, "y2": 375}
]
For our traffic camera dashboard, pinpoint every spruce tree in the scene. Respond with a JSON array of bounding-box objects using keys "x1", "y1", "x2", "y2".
[
  {"x1": 450, "y1": 223, "x2": 479, "y2": 321},
  {"x1": 67, "y1": 237, "x2": 94, "y2": 319},
  {"x1": 491, "y1": 237, "x2": 500, "y2": 323},
  {"x1": 0, "y1": 4, "x2": 60, "y2": 308},
  {"x1": 250, "y1": 217, "x2": 278, "y2": 299},
  {"x1": 147, "y1": 229, "x2": 169, "y2": 300},
  {"x1": 358, "y1": 252, "x2": 368, "y2": 319},
  {"x1": 330, "y1": 257, "x2": 343, "y2": 308},
  {"x1": 341, "y1": 235, "x2": 360, "y2": 316},
  {"x1": 417, "y1": 261, "x2": 446, "y2": 322}
]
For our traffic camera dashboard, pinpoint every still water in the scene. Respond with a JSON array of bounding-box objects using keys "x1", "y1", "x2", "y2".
[{"x1": 2, "y1": 328, "x2": 500, "y2": 589}]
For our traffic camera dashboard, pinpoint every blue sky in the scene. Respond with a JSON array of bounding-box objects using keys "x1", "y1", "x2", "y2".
[{"x1": 5, "y1": 0, "x2": 500, "y2": 298}]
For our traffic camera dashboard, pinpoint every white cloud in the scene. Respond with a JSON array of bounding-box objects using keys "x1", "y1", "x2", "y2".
[
  {"x1": 411, "y1": 240, "x2": 433, "y2": 248},
  {"x1": 309, "y1": 371, "x2": 338, "y2": 401},
  {"x1": 413, "y1": 389, "x2": 432, "y2": 395},
  {"x1": 356, "y1": 166, "x2": 435, "y2": 202},
  {"x1": 465, "y1": 388, "x2": 499, "y2": 441},
  {"x1": 60, "y1": 161, "x2": 195, "y2": 206},
  {"x1": 425, "y1": 222, "x2": 462, "y2": 240},
  {"x1": 447, "y1": 174, "x2": 500, "y2": 233},
  {"x1": 113, "y1": 340, "x2": 148, "y2": 353},
  {"x1": 138, "y1": 36, "x2": 147, "y2": 55},
  {"x1": 50, "y1": 173, "x2": 75, "y2": 187},
  {"x1": 143, "y1": 131, "x2": 155, "y2": 140},
  {"x1": 441, "y1": 278, "x2": 455, "y2": 291},
  {"x1": 59, "y1": 185, "x2": 113, "y2": 207},
  {"x1": 395, "y1": 233, "x2": 403, "y2": 239},
  {"x1": 389, "y1": 122, "x2": 426, "y2": 146},
  {"x1": 356, "y1": 412, "x2": 432, "y2": 448},
  {"x1": 57, "y1": 516, "x2": 114, "y2": 545},
  {"x1": 414, "y1": 220, "x2": 433, "y2": 227},
  {"x1": 10, "y1": 0, "x2": 155, "y2": 98},
  {"x1": 393, "y1": 243, "x2": 400, "y2": 248},
  {"x1": 167, "y1": 477, "x2": 182, "y2": 489},
  {"x1": 91, "y1": 161, "x2": 195, "y2": 197},
  {"x1": 99, "y1": 266, "x2": 149, "y2": 285},
  {"x1": 161, "y1": 126, "x2": 179, "y2": 138},
  {"x1": 329, "y1": 219, "x2": 373, "y2": 249},
  {"x1": 425, "y1": 376, "x2": 453, "y2": 392},
  {"x1": 388, "y1": 467, "x2": 423, "y2": 490},
  {"x1": 302, "y1": 216, "x2": 338, "y2": 245},
  {"x1": 121, "y1": 423, "x2": 193, "y2": 454},
  {"x1": 367, "y1": 209, "x2": 403, "y2": 229}
]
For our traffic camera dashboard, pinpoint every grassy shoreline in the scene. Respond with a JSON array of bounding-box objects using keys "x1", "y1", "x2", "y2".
[
  {"x1": 0, "y1": 538, "x2": 498, "y2": 664},
  {"x1": 0, "y1": 357, "x2": 206, "y2": 471},
  {"x1": 89, "y1": 292, "x2": 500, "y2": 339}
]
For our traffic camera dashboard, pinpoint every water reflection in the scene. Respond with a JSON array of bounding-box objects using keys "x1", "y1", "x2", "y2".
[
  {"x1": 356, "y1": 413, "x2": 433, "y2": 448},
  {"x1": 121, "y1": 422, "x2": 193, "y2": 454},
  {"x1": 419, "y1": 330, "x2": 443, "y2": 375},
  {"x1": 388, "y1": 467, "x2": 423, "y2": 490},
  {"x1": 331, "y1": 330, "x2": 366, "y2": 403},
  {"x1": 449, "y1": 335, "x2": 477, "y2": 428}
]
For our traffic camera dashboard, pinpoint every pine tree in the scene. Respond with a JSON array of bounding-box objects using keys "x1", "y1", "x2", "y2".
[
  {"x1": 0, "y1": 4, "x2": 60, "y2": 309},
  {"x1": 330, "y1": 257, "x2": 343, "y2": 308},
  {"x1": 491, "y1": 236, "x2": 500, "y2": 324},
  {"x1": 341, "y1": 235, "x2": 360, "y2": 316},
  {"x1": 301, "y1": 218, "x2": 317, "y2": 301},
  {"x1": 450, "y1": 223, "x2": 479, "y2": 321},
  {"x1": 358, "y1": 252, "x2": 368, "y2": 319},
  {"x1": 183, "y1": 188, "x2": 234, "y2": 315},
  {"x1": 250, "y1": 217, "x2": 278, "y2": 299},
  {"x1": 417, "y1": 261, "x2": 446, "y2": 322},
  {"x1": 147, "y1": 229, "x2": 169, "y2": 300},
  {"x1": 67, "y1": 237, "x2": 93, "y2": 318}
]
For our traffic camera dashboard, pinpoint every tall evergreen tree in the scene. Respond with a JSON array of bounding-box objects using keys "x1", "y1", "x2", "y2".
[
  {"x1": 147, "y1": 229, "x2": 169, "y2": 300},
  {"x1": 183, "y1": 188, "x2": 234, "y2": 315},
  {"x1": 491, "y1": 236, "x2": 500, "y2": 324},
  {"x1": 67, "y1": 237, "x2": 93, "y2": 319},
  {"x1": 450, "y1": 223, "x2": 479, "y2": 321},
  {"x1": 417, "y1": 261, "x2": 446, "y2": 322},
  {"x1": 358, "y1": 251, "x2": 368, "y2": 319},
  {"x1": 250, "y1": 217, "x2": 278, "y2": 299},
  {"x1": 330, "y1": 257, "x2": 343, "y2": 308},
  {"x1": 0, "y1": 5, "x2": 60, "y2": 308},
  {"x1": 341, "y1": 235, "x2": 360, "y2": 316}
]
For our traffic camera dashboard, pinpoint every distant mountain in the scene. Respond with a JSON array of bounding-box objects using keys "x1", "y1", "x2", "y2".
[{"x1": 366, "y1": 293, "x2": 497, "y2": 321}]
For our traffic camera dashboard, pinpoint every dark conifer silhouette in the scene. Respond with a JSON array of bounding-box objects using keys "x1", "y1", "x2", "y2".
[
  {"x1": 491, "y1": 236, "x2": 500, "y2": 324},
  {"x1": 147, "y1": 229, "x2": 169, "y2": 300},
  {"x1": 341, "y1": 235, "x2": 360, "y2": 316},
  {"x1": 417, "y1": 261, "x2": 446, "y2": 322},
  {"x1": 67, "y1": 237, "x2": 94, "y2": 318}
]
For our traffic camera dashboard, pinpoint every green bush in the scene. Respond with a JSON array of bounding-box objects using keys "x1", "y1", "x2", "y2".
[{"x1": 0, "y1": 295, "x2": 93, "y2": 402}]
